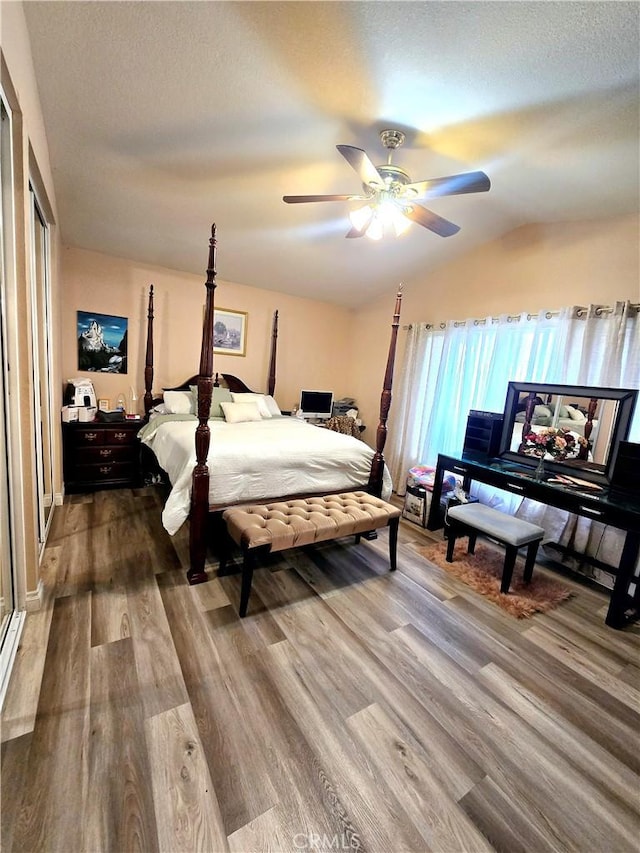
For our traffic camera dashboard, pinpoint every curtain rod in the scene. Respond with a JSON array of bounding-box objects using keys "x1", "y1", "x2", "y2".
[{"x1": 402, "y1": 302, "x2": 640, "y2": 331}]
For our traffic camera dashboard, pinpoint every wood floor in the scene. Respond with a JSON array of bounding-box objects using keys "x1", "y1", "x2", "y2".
[{"x1": 2, "y1": 487, "x2": 640, "y2": 853}]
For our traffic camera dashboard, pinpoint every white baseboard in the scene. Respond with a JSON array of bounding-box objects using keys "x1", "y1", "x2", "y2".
[
  {"x1": 54, "y1": 491, "x2": 64, "y2": 506},
  {"x1": 25, "y1": 580, "x2": 44, "y2": 612}
]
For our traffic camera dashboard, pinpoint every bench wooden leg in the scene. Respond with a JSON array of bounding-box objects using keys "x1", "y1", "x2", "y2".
[
  {"x1": 446, "y1": 526, "x2": 458, "y2": 562},
  {"x1": 388, "y1": 517, "x2": 399, "y2": 571},
  {"x1": 523, "y1": 539, "x2": 540, "y2": 584},
  {"x1": 239, "y1": 551, "x2": 255, "y2": 617},
  {"x1": 501, "y1": 545, "x2": 519, "y2": 594},
  {"x1": 467, "y1": 531, "x2": 477, "y2": 555}
]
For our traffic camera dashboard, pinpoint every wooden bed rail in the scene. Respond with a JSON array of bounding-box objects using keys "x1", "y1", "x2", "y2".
[
  {"x1": 268, "y1": 309, "x2": 278, "y2": 398},
  {"x1": 189, "y1": 224, "x2": 217, "y2": 584},
  {"x1": 144, "y1": 285, "x2": 154, "y2": 417},
  {"x1": 368, "y1": 284, "x2": 403, "y2": 497}
]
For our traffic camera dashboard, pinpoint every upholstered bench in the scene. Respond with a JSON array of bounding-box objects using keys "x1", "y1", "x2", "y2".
[
  {"x1": 446, "y1": 503, "x2": 545, "y2": 594},
  {"x1": 220, "y1": 491, "x2": 401, "y2": 616}
]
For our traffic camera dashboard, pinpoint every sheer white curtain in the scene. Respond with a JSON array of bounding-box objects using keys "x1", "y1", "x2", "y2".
[
  {"x1": 389, "y1": 301, "x2": 639, "y2": 491},
  {"x1": 553, "y1": 302, "x2": 640, "y2": 440}
]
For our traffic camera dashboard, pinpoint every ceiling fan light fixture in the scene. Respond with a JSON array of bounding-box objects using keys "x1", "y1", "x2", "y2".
[
  {"x1": 349, "y1": 205, "x2": 374, "y2": 232},
  {"x1": 365, "y1": 213, "x2": 384, "y2": 241}
]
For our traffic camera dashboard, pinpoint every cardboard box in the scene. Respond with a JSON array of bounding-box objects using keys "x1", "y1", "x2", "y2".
[
  {"x1": 78, "y1": 406, "x2": 97, "y2": 422},
  {"x1": 61, "y1": 406, "x2": 79, "y2": 423}
]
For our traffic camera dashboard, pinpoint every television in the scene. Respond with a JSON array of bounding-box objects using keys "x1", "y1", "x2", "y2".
[{"x1": 299, "y1": 390, "x2": 334, "y2": 420}]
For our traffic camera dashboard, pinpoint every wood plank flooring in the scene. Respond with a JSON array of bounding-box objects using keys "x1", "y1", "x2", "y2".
[{"x1": 2, "y1": 487, "x2": 639, "y2": 852}]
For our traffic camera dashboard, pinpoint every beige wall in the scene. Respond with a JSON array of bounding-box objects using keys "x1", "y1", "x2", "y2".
[
  {"x1": 61, "y1": 247, "x2": 354, "y2": 414},
  {"x1": 351, "y1": 214, "x2": 640, "y2": 445},
  {"x1": 2, "y1": 4, "x2": 62, "y2": 601}
]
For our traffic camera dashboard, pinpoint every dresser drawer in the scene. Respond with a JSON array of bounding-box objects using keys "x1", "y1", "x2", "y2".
[
  {"x1": 75, "y1": 462, "x2": 135, "y2": 483},
  {"x1": 76, "y1": 445, "x2": 136, "y2": 465},
  {"x1": 74, "y1": 429, "x2": 106, "y2": 446},
  {"x1": 105, "y1": 428, "x2": 139, "y2": 446}
]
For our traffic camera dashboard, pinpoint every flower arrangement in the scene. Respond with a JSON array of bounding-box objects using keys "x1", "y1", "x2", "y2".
[{"x1": 522, "y1": 427, "x2": 588, "y2": 460}]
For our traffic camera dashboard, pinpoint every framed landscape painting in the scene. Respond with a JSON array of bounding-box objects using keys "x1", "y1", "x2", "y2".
[
  {"x1": 213, "y1": 308, "x2": 247, "y2": 357},
  {"x1": 77, "y1": 311, "x2": 128, "y2": 373}
]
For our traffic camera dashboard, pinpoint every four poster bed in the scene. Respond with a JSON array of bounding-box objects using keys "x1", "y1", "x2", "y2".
[{"x1": 140, "y1": 224, "x2": 402, "y2": 585}]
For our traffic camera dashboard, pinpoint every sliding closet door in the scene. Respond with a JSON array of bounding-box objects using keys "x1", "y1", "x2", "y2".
[
  {"x1": 0, "y1": 97, "x2": 16, "y2": 649},
  {"x1": 29, "y1": 189, "x2": 54, "y2": 546}
]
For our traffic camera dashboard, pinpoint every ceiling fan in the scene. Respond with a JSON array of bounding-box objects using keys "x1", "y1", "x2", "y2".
[{"x1": 283, "y1": 129, "x2": 490, "y2": 240}]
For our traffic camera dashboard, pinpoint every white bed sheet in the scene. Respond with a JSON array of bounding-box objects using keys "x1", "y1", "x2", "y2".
[{"x1": 140, "y1": 415, "x2": 393, "y2": 535}]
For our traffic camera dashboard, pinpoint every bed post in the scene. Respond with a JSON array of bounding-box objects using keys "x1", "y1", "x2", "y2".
[
  {"x1": 267, "y1": 309, "x2": 278, "y2": 397},
  {"x1": 188, "y1": 224, "x2": 217, "y2": 585},
  {"x1": 368, "y1": 284, "x2": 403, "y2": 497},
  {"x1": 518, "y1": 393, "x2": 537, "y2": 453},
  {"x1": 143, "y1": 285, "x2": 154, "y2": 417}
]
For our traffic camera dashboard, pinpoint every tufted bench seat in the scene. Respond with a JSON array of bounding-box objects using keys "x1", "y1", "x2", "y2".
[
  {"x1": 446, "y1": 503, "x2": 545, "y2": 594},
  {"x1": 220, "y1": 491, "x2": 401, "y2": 616}
]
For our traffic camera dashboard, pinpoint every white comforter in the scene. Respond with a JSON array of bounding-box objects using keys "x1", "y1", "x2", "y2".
[{"x1": 140, "y1": 415, "x2": 393, "y2": 535}]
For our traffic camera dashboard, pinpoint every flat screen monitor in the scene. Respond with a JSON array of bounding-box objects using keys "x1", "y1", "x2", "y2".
[{"x1": 300, "y1": 390, "x2": 333, "y2": 420}]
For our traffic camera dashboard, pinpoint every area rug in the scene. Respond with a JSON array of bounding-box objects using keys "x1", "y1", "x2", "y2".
[{"x1": 419, "y1": 539, "x2": 573, "y2": 618}]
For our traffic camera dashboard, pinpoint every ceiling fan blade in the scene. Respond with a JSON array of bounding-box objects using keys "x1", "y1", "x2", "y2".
[
  {"x1": 404, "y1": 171, "x2": 491, "y2": 199},
  {"x1": 283, "y1": 194, "x2": 363, "y2": 203},
  {"x1": 336, "y1": 145, "x2": 384, "y2": 189},
  {"x1": 403, "y1": 203, "x2": 461, "y2": 237}
]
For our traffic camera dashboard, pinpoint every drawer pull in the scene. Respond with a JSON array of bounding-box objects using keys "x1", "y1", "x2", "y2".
[
  {"x1": 506, "y1": 482, "x2": 525, "y2": 492},
  {"x1": 452, "y1": 466, "x2": 467, "y2": 474},
  {"x1": 99, "y1": 449, "x2": 112, "y2": 457},
  {"x1": 99, "y1": 466, "x2": 113, "y2": 475},
  {"x1": 114, "y1": 432, "x2": 127, "y2": 441},
  {"x1": 85, "y1": 433, "x2": 98, "y2": 442},
  {"x1": 579, "y1": 505, "x2": 604, "y2": 517}
]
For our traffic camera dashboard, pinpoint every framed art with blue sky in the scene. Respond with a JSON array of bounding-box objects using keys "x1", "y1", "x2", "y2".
[{"x1": 77, "y1": 310, "x2": 128, "y2": 373}]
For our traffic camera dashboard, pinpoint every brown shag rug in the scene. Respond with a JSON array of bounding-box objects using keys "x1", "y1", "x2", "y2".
[{"x1": 419, "y1": 539, "x2": 573, "y2": 618}]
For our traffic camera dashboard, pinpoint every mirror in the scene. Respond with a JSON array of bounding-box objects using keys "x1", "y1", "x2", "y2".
[{"x1": 498, "y1": 382, "x2": 638, "y2": 486}]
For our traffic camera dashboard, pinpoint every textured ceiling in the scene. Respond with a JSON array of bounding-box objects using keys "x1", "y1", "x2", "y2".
[{"x1": 23, "y1": 1, "x2": 640, "y2": 308}]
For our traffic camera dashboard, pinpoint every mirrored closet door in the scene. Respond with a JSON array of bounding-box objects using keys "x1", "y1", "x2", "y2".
[
  {"x1": 0, "y1": 95, "x2": 17, "y2": 660},
  {"x1": 29, "y1": 188, "x2": 54, "y2": 547}
]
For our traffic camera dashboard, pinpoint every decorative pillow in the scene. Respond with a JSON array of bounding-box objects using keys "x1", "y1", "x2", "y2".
[
  {"x1": 533, "y1": 405, "x2": 552, "y2": 418},
  {"x1": 566, "y1": 406, "x2": 586, "y2": 421},
  {"x1": 190, "y1": 385, "x2": 233, "y2": 418},
  {"x1": 558, "y1": 405, "x2": 571, "y2": 419},
  {"x1": 163, "y1": 390, "x2": 194, "y2": 414},
  {"x1": 220, "y1": 401, "x2": 263, "y2": 423},
  {"x1": 231, "y1": 392, "x2": 272, "y2": 419},
  {"x1": 263, "y1": 395, "x2": 282, "y2": 417}
]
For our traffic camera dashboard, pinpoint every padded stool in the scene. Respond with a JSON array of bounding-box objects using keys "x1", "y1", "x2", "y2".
[
  {"x1": 446, "y1": 503, "x2": 545, "y2": 594},
  {"x1": 220, "y1": 491, "x2": 401, "y2": 616}
]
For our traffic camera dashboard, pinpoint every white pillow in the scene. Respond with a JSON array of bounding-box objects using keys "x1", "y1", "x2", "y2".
[
  {"x1": 220, "y1": 401, "x2": 263, "y2": 423},
  {"x1": 230, "y1": 392, "x2": 272, "y2": 419},
  {"x1": 533, "y1": 404, "x2": 552, "y2": 418},
  {"x1": 264, "y1": 395, "x2": 282, "y2": 417},
  {"x1": 163, "y1": 390, "x2": 194, "y2": 414},
  {"x1": 567, "y1": 406, "x2": 586, "y2": 421}
]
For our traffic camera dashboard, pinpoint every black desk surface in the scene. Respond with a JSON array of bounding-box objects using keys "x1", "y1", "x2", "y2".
[{"x1": 427, "y1": 453, "x2": 640, "y2": 629}]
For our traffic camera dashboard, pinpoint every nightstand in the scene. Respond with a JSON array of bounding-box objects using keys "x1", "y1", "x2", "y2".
[{"x1": 62, "y1": 420, "x2": 142, "y2": 493}]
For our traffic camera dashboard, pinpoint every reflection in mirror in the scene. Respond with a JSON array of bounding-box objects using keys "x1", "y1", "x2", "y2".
[{"x1": 499, "y1": 382, "x2": 638, "y2": 486}]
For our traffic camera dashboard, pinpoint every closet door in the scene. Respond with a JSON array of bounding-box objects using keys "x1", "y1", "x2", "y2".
[
  {"x1": 0, "y1": 95, "x2": 18, "y2": 670},
  {"x1": 29, "y1": 189, "x2": 54, "y2": 546}
]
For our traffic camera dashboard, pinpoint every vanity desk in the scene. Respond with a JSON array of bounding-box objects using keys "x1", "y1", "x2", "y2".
[{"x1": 427, "y1": 453, "x2": 640, "y2": 630}]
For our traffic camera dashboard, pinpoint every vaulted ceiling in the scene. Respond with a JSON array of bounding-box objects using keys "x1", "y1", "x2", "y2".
[{"x1": 23, "y1": 1, "x2": 639, "y2": 308}]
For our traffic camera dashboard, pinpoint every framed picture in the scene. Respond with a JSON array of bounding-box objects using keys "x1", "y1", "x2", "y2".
[
  {"x1": 213, "y1": 308, "x2": 247, "y2": 357},
  {"x1": 98, "y1": 398, "x2": 110, "y2": 412},
  {"x1": 77, "y1": 311, "x2": 128, "y2": 374}
]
